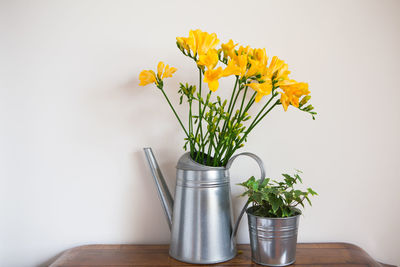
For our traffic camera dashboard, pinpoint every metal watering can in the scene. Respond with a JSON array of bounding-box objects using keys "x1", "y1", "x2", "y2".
[{"x1": 143, "y1": 147, "x2": 265, "y2": 264}]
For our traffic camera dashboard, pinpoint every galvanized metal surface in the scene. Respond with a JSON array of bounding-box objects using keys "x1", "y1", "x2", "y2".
[
  {"x1": 143, "y1": 148, "x2": 174, "y2": 230},
  {"x1": 247, "y1": 207, "x2": 300, "y2": 266},
  {"x1": 144, "y1": 148, "x2": 266, "y2": 264}
]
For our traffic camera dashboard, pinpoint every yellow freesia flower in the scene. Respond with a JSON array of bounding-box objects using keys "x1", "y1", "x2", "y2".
[
  {"x1": 222, "y1": 59, "x2": 241, "y2": 77},
  {"x1": 197, "y1": 49, "x2": 219, "y2": 70},
  {"x1": 221, "y1": 39, "x2": 237, "y2": 59},
  {"x1": 268, "y1": 56, "x2": 290, "y2": 83},
  {"x1": 197, "y1": 31, "x2": 219, "y2": 56},
  {"x1": 222, "y1": 54, "x2": 248, "y2": 77},
  {"x1": 279, "y1": 80, "x2": 310, "y2": 111},
  {"x1": 162, "y1": 65, "x2": 177, "y2": 79},
  {"x1": 139, "y1": 70, "x2": 157, "y2": 86},
  {"x1": 247, "y1": 58, "x2": 267, "y2": 77},
  {"x1": 204, "y1": 67, "x2": 223, "y2": 92},
  {"x1": 139, "y1": 61, "x2": 177, "y2": 87},
  {"x1": 176, "y1": 37, "x2": 190, "y2": 52},
  {"x1": 253, "y1": 48, "x2": 268, "y2": 66},
  {"x1": 247, "y1": 79, "x2": 273, "y2": 102},
  {"x1": 221, "y1": 46, "x2": 269, "y2": 79},
  {"x1": 237, "y1": 45, "x2": 253, "y2": 56},
  {"x1": 177, "y1": 29, "x2": 219, "y2": 57}
]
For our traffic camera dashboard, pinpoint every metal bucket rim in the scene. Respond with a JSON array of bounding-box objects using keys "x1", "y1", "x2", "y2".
[
  {"x1": 176, "y1": 152, "x2": 226, "y2": 171},
  {"x1": 246, "y1": 206, "x2": 302, "y2": 220}
]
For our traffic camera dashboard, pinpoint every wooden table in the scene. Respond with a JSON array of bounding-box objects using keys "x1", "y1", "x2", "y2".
[{"x1": 50, "y1": 243, "x2": 395, "y2": 267}]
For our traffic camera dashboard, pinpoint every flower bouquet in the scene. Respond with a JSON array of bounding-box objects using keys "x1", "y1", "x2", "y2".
[{"x1": 139, "y1": 29, "x2": 316, "y2": 166}]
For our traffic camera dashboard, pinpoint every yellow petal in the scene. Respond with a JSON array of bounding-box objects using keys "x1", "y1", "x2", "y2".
[
  {"x1": 139, "y1": 70, "x2": 157, "y2": 86},
  {"x1": 247, "y1": 80, "x2": 272, "y2": 102},
  {"x1": 198, "y1": 31, "x2": 219, "y2": 56},
  {"x1": 268, "y1": 56, "x2": 290, "y2": 83},
  {"x1": 204, "y1": 67, "x2": 223, "y2": 92},
  {"x1": 280, "y1": 92, "x2": 289, "y2": 111},
  {"x1": 197, "y1": 49, "x2": 219, "y2": 69},
  {"x1": 178, "y1": 29, "x2": 219, "y2": 58},
  {"x1": 157, "y1": 62, "x2": 165, "y2": 79},
  {"x1": 176, "y1": 37, "x2": 189, "y2": 51},
  {"x1": 278, "y1": 80, "x2": 310, "y2": 110},
  {"x1": 237, "y1": 45, "x2": 252, "y2": 56},
  {"x1": 208, "y1": 79, "x2": 219, "y2": 92},
  {"x1": 222, "y1": 59, "x2": 241, "y2": 77},
  {"x1": 255, "y1": 92, "x2": 264, "y2": 103},
  {"x1": 221, "y1": 39, "x2": 237, "y2": 59},
  {"x1": 253, "y1": 48, "x2": 268, "y2": 66},
  {"x1": 236, "y1": 54, "x2": 248, "y2": 77},
  {"x1": 247, "y1": 59, "x2": 267, "y2": 77},
  {"x1": 188, "y1": 30, "x2": 198, "y2": 55},
  {"x1": 247, "y1": 82, "x2": 261, "y2": 91},
  {"x1": 162, "y1": 65, "x2": 177, "y2": 79}
]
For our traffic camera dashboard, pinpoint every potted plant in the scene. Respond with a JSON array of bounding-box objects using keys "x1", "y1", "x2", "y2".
[{"x1": 239, "y1": 171, "x2": 317, "y2": 266}]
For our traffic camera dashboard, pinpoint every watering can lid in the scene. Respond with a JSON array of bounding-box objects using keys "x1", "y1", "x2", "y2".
[{"x1": 176, "y1": 152, "x2": 226, "y2": 171}]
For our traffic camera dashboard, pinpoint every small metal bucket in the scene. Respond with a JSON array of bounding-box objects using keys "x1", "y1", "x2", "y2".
[{"x1": 247, "y1": 206, "x2": 300, "y2": 266}]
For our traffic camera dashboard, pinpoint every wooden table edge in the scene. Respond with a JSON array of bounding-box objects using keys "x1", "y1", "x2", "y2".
[{"x1": 50, "y1": 242, "x2": 397, "y2": 267}]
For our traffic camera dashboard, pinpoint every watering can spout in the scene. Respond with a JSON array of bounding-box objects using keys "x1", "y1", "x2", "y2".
[{"x1": 143, "y1": 147, "x2": 174, "y2": 230}]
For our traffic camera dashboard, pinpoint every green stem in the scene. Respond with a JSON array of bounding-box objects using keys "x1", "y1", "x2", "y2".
[
  {"x1": 210, "y1": 111, "x2": 225, "y2": 166},
  {"x1": 252, "y1": 100, "x2": 279, "y2": 128},
  {"x1": 206, "y1": 129, "x2": 214, "y2": 165},
  {"x1": 221, "y1": 77, "x2": 239, "y2": 134},
  {"x1": 189, "y1": 99, "x2": 194, "y2": 158},
  {"x1": 218, "y1": 82, "x2": 244, "y2": 163},
  {"x1": 248, "y1": 93, "x2": 277, "y2": 130},
  {"x1": 242, "y1": 92, "x2": 257, "y2": 117},
  {"x1": 194, "y1": 69, "x2": 203, "y2": 162},
  {"x1": 238, "y1": 86, "x2": 248, "y2": 118},
  {"x1": 198, "y1": 69, "x2": 205, "y2": 162},
  {"x1": 223, "y1": 99, "x2": 279, "y2": 164}
]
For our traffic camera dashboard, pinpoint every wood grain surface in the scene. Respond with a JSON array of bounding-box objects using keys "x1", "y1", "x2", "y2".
[{"x1": 49, "y1": 243, "x2": 395, "y2": 267}]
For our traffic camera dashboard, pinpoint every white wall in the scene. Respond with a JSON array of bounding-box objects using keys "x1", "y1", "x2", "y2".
[{"x1": 1, "y1": 0, "x2": 399, "y2": 266}]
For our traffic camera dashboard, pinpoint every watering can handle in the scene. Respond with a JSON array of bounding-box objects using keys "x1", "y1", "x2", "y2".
[{"x1": 226, "y1": 152, "x2": 266, "y2": 238}]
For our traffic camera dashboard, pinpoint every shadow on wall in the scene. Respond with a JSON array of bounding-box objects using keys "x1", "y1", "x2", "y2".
[{"x1": 39, "y1": 251, "x2": 63, "y2": 267}]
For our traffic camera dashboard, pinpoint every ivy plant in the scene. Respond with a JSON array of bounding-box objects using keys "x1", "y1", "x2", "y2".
[{"x1": 239, "y1": 171, "x2": 317, "y2": 218}]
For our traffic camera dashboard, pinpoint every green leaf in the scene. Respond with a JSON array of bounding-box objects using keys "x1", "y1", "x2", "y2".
[
  {"x1": 294, "y1": 173, "x2": 303, "y2": 183},
  {"x1": 294, "y1": 190, "x2": 303, "y2": 197},
  {"x1": 261, "y1": 178, "x2": 270, "y2": 187},
  {"x1": 307, "y1": 188, "x2": 318, "y2": 196},
  {"x1": 253, "y1": 192, "x2": 263, "y2": 203},
  {"x1": 270, "y1": 196, "x2": 281, "y2": 213},
  {"x1": 282, "y1": 174, "x2": 295, "y2": 186},
  {"x1": 252, "y1": 181, "x2": 258, "y2": 191}
]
